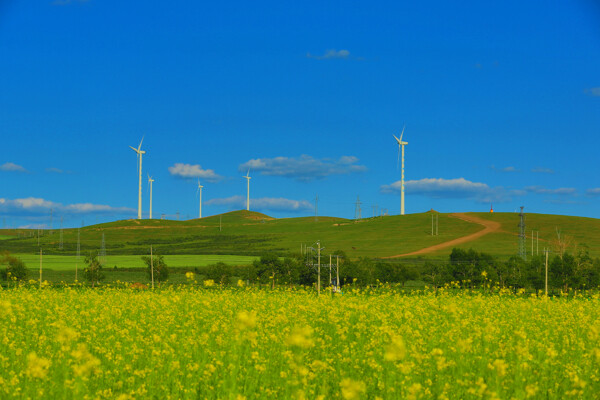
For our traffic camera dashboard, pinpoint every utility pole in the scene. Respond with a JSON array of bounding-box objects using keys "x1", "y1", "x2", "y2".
[
  {"x1": 431, "y1": 213, "x2": 434, "y2": 236},
  {"x1": 150, "y1": 245, "x2": 154, "y2": 290},
  {"x1": 436, "y1": 214, "x2": 439, "y2": 236},
  {"x1": 329, "y1": 254, "x2": 332, "y2": 294},
  {"x1": 336, "y1": 255, "x2": 340, "y2": 290},
  {"x1": 39, "y1": 248, "x2": 42, "y2": 288},
  {"x1": 317, "y1": 241, "x2": 321, "y2": 296},
  {"x1": 544, "y1": 248, "x2": 549, "y2": 296},
  {"x1": 518, "y1": 206, "x2": 526, "y2": 260}
]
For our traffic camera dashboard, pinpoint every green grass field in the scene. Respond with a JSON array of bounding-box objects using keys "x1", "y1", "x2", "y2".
[
  {"x1": 15, "y1": 254, "x2": 257, "y2": 271},
  {"x1": 1, "y1": 210, "x2": 599, "y2": 261}
]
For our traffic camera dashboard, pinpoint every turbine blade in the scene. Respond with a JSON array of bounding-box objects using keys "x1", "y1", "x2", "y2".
[
  {"x1": 138, "y1": 136, "x2": 145, "y2": 152},
  {"x1": 129, "y1": 146, "x2": 138, "y2": 153},
  {"x1": 399, "y1": 125, "x2": 405, "y2": 142}
]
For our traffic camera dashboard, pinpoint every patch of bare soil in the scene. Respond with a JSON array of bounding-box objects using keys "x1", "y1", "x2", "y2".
[{"x1": 383, "y1": 213, "x2": 501, "y2": 258}]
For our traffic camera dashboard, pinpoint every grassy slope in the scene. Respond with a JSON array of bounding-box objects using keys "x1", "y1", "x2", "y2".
[
  {"x1": 1, "y1": 210, "x2": 598, "y2": 262},
  {"x1": 423, "y1": 212, "x2": 600, "y2": 258},
  {"x1": 0, "y1": 210, "x2": 480, "y2": 259}
]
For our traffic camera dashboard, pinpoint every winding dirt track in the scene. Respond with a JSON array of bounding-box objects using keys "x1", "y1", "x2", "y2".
[{"x1": 384, "y1": 213, "x2": 501, "y2": 258}]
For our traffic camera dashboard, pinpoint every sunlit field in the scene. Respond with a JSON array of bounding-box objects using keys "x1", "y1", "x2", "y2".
[{"x1": 1, "y1": 286, "x2": 599, "y2": 399}]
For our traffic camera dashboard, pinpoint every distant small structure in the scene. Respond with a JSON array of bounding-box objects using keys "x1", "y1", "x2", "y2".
[{"x1": 490, "y1": 204, "x2": 494, "y2": 213}]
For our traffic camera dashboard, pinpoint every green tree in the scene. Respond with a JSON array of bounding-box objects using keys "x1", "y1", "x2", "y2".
[
  {"x1": 205, "y1": 262, "x2": 232, "y2": 285},
  {"x1": 253, "y1": 253, "x2": 284, "y2": 288},
  {"x1": 83, "y1": 254, "x2": 105, "y2": 287},
  {"x1": 422, "y1": 262, "x2": 447, "y2": 292},
  {"x1": 281, "y1": 257, "x2": 301, "y2": 286},
  {"x1": 1, "y1": 252, "x2": 28, "y2": 282},
  {"x1": 141, "y1": 253, "x2": 169, "y2": 283}
]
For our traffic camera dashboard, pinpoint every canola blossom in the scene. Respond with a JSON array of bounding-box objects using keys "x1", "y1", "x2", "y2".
[{"x1": 0, "y1": 287, "x2": 599, "y2": 399}]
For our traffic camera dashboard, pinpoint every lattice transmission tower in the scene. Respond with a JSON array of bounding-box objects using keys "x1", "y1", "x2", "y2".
[
  {"x1": 99, "y1": 232, "x2": 106, "y2": 264},
  {"x1": 354, "y1": 196, "x2": 362, "y2": 220}
]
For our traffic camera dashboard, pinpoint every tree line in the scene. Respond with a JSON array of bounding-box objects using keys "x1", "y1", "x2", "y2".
[{"x1": 3, "y1": 247, "x2": 600, "y2": 291}]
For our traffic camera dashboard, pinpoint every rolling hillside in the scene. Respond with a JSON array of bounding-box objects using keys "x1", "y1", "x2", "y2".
[{"x1": 0, "y1": 210, "x2": 598, "y2": 260}]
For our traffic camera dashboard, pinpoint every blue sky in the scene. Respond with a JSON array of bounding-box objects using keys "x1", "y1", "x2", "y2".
[{"x1": 1, "y1": 0, "x2": 599, "y2": 228}]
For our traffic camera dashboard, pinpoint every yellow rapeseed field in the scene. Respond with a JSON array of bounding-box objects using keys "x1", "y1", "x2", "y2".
[{"x1": 1, "y1": 286, "x2": 599, "y2": 399}]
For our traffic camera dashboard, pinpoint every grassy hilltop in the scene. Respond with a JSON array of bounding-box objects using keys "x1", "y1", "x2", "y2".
[{"x1": 0, "y1": 210, "x2": 599, "y2": 261}]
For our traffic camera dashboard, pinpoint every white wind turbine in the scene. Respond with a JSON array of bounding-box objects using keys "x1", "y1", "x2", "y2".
[
  {"x1": 197, "y1": 179, "x2": 203, "y2": 219},
  {"x1": 148, "y1": 175, "x2": 154, "y2": 219},
  {"x1": 129, "y1": 137, "x2": 146, "y2": 220},
  {"x1": 243, "y1": 170, "x2": 251, "y2": 211},
  {"x1": 393, "y1": 126, "x2": 408, "y2": 215}
]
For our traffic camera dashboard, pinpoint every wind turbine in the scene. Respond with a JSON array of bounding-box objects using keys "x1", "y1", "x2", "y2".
[
  {"x1": 393, "y1": 126, "x2": 408, "y2": 215},
  {"x1": 243, "y1": 170, "x2": 251, "y2": 211},
  {"x1": 129, "y1": 137, "x2": 145, "y2": 220},
  {"x1": 197, "y1": 179, "x2": 203, "y2": 218},
  {"x1": 148, "y1": 175, "x2": 154, "y2": 219}
]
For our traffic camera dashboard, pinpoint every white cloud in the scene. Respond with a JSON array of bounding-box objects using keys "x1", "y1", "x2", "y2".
[
  {"x1": 306, "y1": 49, "x2": 351, "y2": 60},
  {"x1": 491, "y1": 165, "x2": 519, "y2": 173},
  {"x1": 239, "y1": 155, "x2": 367, "y2": 181},
  {"x1": 18, "y1": 223, "x2": 49, "y2": 229},
  {"x1": 46, "y1": 167, "x2": 66, "y2": 174},
  {"x1": 0, "y1": 162, "x2": 27, "y2": 172},
  {"x1": 0, "y1": 197, "x2": 134, "y2": 218},
  {"x1": 586, "y1": 188, "x2": 600, "y2": 197},
  {"x1": 531, "y1": 167, "x2": 555, "y2": 174},
  {"x1": 205, "y1": 196, "x2": 312, "y2": 212},
  {"x1": 168, "y1": 163, "x2": 223, "y2": 182},
  {"x1": 380, "y1": 177, "x2": 517, "y2": 203},
  {"x1": 585, "y1": 87, "x2": 600, "y2": 97},
  {"x1": 524, "y1": 186, "x2": 576, "y2": 195}
]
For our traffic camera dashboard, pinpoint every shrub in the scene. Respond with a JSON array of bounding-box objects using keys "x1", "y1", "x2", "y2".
[{"x1": 83, "y1": 254, "x2": 105, "y2": 287}]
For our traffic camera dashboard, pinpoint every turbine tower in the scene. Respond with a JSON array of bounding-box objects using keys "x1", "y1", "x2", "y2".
[
  {"x1": 393, "y1": 126, "x2": 408, "y2": 215},
  {"x1": 129, "y1": 137, "x2": 146, "y2": 219},
  {"x1": 197, "y1": 179, "x2": 203, "y2": 218},
  {"x1": 148, "y1": 175, "x2": 154, "y2": 219},
  {"x1": 243, "y1": 170, "x2": 251, "y2": 211}
]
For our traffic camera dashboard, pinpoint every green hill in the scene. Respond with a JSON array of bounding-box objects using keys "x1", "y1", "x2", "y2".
[{"x1": 0, "y1": 210, "x2": 598, "y2": 260}]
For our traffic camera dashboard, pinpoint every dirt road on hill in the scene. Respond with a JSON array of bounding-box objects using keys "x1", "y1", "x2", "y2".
[{"x1": 384, "y1": 213, "x2": 501, "y2": 258}]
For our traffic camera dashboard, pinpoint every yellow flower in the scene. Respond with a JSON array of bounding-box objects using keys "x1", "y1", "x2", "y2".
[
  {"x1": 0, "y1": 300, "x2": 11, "y2": 315},
  {"x1": 237, "y1": 279, "x2": 245, "y2": 287},
  {"x1": 56, "y1": 326, "x2": 78, "y2": 344},
  {"x1": 525, "y1": 384, "x2": 538, "y2": 398},
  {"x1": 340, "y1": 378, "x2": 366, "y2": 400},
  {"x1": 488, "y1": 359, "x2": 508, "y2": 377},
  {"x1": 26, "y1": 352, "x2": 51, "y2": 379},
  {"x1": 203, "y1": 279, "x2": 215, "y2": 287},
  {"x1": 286, "y1": 326, "x2": 314, "y2": 349},
  {"x1": 384, "y1": 335, "x2": 406, "y2": 361},
  {"x1": 71, "y1": 344, "x2": 101, "y2": 377},
  {"x1": 236, "y1": 311, "x2": 257, "y2": 330}
]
